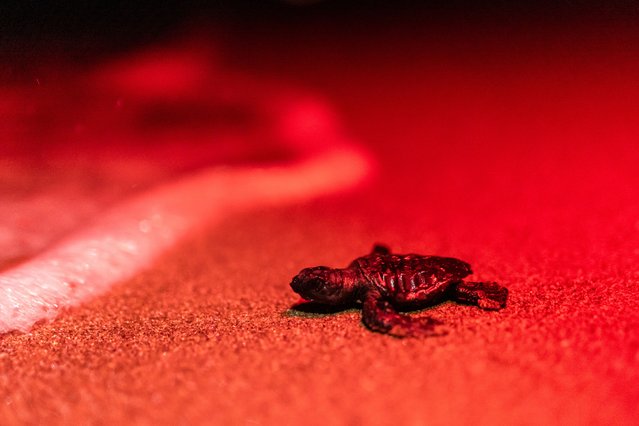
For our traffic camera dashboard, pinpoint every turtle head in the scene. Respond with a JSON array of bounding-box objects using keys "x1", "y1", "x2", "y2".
[{"x1": 290, "y1": 266, "x2": 353, "y2": 305}]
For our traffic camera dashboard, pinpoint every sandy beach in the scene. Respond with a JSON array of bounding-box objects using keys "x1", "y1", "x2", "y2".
[{"x1": 1, "y1": 12, "x2": 638, "y2": 424}]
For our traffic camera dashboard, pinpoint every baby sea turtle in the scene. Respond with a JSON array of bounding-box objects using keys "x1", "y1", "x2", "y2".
[{"x1": 290, "y1": 244, "x2": 508, "y2": 337}]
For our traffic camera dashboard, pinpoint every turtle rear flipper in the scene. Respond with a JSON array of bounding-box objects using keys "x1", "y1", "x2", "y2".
[
  {"x1": 452, "y1": 281, "x2": 508, "y2": 310},
  {"x1": 362, "y1": 292, "x2": 447, "y2": 338}
]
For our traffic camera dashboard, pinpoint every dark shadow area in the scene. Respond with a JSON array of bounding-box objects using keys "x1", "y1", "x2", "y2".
[
  {"x1": 284, "y1": 301, "x2": 360, "y2": 318},
  {"x1": 3, "y1": 0, "x2": 639, "y2": 56},
  {"x1": 285, "y1": 299, "x2": 456, "y2": 318}
]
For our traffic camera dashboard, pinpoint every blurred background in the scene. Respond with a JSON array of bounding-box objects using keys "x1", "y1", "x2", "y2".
[{"x1": 4, "y1": 0, "x2": 639, "y2": 197}]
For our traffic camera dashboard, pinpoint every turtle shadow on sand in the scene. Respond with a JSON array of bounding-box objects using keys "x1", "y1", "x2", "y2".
[
  {"x1": 283, "y1": 300, "x2": 448, "y2": 319},
  {"x1": 283, "y1": 301, "x2": 361, "y2": 318}
]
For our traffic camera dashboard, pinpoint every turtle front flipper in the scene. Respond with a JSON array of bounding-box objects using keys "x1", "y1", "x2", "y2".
[{"x1": 362, "y1": 291, "x2": 447, "y2": 338}]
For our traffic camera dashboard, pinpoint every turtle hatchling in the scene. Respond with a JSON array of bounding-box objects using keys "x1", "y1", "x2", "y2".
[{"x1": 290, "y1": 244, "x2": 508, "y2": 337}]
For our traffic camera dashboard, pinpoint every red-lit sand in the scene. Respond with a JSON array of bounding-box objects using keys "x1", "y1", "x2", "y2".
[{"x1": 1, "y1": 30, "x2": 639, "y2": 424}]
